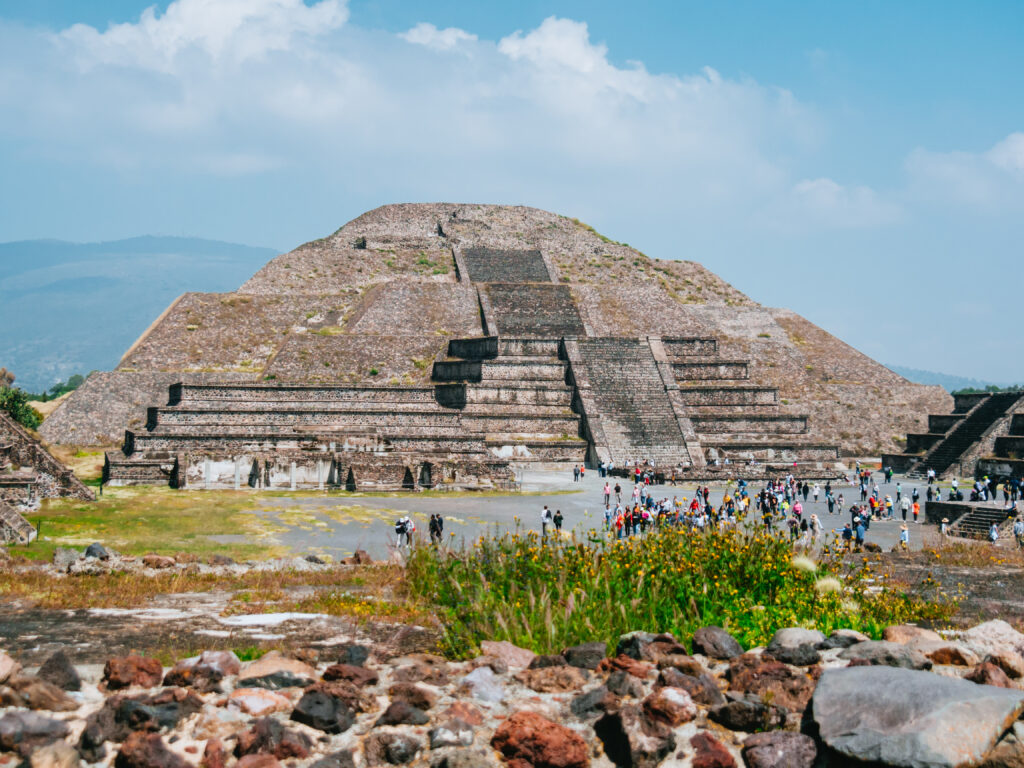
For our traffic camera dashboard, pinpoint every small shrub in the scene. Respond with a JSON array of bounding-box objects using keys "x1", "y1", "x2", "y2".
[{"x1": 369, "y1": 367, "x2": 379, "y2": 376}]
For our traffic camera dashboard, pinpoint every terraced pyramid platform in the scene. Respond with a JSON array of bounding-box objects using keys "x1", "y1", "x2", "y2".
[
  {"x1": 41, "y1": 204, "x2": 950, "y2": 490},
  {"x1": 884, "y1": 390, "x2": 1024, "y2": 480}
]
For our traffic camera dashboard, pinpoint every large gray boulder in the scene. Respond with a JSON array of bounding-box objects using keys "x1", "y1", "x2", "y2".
[{"x1": 813, "y1": 666, "x2": 1024, "y2": 767}]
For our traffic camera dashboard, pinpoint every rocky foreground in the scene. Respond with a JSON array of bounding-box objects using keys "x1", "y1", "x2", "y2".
[{"x1": 4, "y1": 619, "x2": 1024, "y2": 768}]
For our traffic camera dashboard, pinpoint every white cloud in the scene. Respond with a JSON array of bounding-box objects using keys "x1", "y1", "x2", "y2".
[
  {"x1": 788, "y1": 177, "x2": 900, "y2": 228},
  {"x1": 988, "y1": 132, "x2": 1024, "y2": 173},
  {"x1": 905, "y1": 132, "x2": 1024, "y2": 209},
  {"x1": 400, "y1": 22, "x2": 476, "y2": 51},
  {"x1": 60, "y1": 0, "x2": 348, "y2": 72}
]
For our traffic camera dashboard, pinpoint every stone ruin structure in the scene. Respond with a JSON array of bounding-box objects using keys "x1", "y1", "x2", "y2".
[
  {"x1": 0, "y1": 408, "x2": 93, "y2": 543},
  {"x1": 39, "y1": 204, "x2": 949, "y2": 490},
  {"x1": 0, "y1": 411, "x2": 94, "y2": 506},
  {"x1": 884, "y1": 390, "x2": 1024, "y2": 480}
]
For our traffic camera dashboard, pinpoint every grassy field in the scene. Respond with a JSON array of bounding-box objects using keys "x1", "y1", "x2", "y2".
[{"x1": 11, "y1": 486, "x2": 290, "y2": 562}]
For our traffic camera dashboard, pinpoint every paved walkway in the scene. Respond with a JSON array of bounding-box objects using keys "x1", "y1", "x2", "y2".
[{"x1": 250, "y1": 469, "x2": 950, "y2": 560}]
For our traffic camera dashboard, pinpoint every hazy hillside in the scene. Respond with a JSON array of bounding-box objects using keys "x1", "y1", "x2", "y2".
[
  {"x1": 0, "y1": 237, "x2": 278, "y2": 392},
  {"x1": 885, "y1": 364, "x2": 1004, "y2": 393}
]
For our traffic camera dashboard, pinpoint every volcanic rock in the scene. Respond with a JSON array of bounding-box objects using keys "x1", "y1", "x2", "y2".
[
  {"x1": 691, "y1": 627, "x2": 744, "y2": 660},
  {"x1": 103, "y1": 655, "x2": 164, "y2": 690},
  {"x1": 689, "y1": 732, "x2": 736, "y2": 768},
  {"x1": 493, "y1": 711, "x2": 589, "y2": 768},
  {"x1": 562, "y1": 642, "x2": 607, "y2": 670},
  {"x1": 236, "y1": 717, "x2": 313, "y2": 760},
  {"x1": 37, "y1": 649, "x2": 81, "y2": 691},
  {"x1": 741, "y1": 731, "x2": 816, "y2": 768},
  {"x1": 364, "y1": 732, "x2": 424, "y2": 766},
  {"x1": 290, "y1": 690, "x2": 354, "y2": 734}
]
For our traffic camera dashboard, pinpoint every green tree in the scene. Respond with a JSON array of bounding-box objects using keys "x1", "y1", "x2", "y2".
[{"x1": 0, "y1": 387, "x2": 42, "y2": 430}]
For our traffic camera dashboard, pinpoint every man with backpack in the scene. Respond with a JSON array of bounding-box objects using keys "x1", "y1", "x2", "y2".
[{"x1": 428, "y1": 513, "x2": 443, "y2": 545}]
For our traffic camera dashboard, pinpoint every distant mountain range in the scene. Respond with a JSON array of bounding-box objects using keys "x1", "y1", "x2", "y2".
[
  {"x1": 0, "y1": 237, "x2": 278, "y2": 393},
  {"x1": 886, "y1": 364, "x2": 1017, "y2": 393}
]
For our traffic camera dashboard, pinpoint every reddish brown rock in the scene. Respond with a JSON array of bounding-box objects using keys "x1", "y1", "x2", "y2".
[
  {"x1": 114, "y1": 732, "x2": 190, "y2": 768},
  {"x1": 598, "y1": 655, "x2": 654, "y2": 679},
  {"x1": 235, "y1": 717, "x2": 312, "y2": 760},
  {"x1": 642, "y1": 687, "x2": 697, "y2": 726},
  {"x1": 492, "y1": 711, "x2": 589, "y2": 768},
  {"x1": 388, "y1": 682, "x2": 437, "y2": 710},
  {"x1": 691, "y1": 732, "x2": 737, "y2": 768},
  {"x1": 966, "y1": 661, "x2": 1013, "y2": 689},
  {"x1": 323, "y1": 664, "x2": 379, "y2": 687},
  {"x1": 514, "y1": 666, "x2": 587, "y2": 693},
  {"x1": 104, "y1": 656, "x2": 164, "y2": 690},
  {"x1": 442, "y1": 701, "x2": 485, "y2": 726},
  {"x1": 655, "y1": 668, "x2": 725, "y2": 706},
  {"x1": 0, "y1": 675, "x2": 78, "y2": 711},
  {"x1": 235, "y1": 756, "x2": 283, "y2": 768},
  {"x1": 986, "y1": 651, "x2": 1024, "y2": 679},
  {"x1": 201, "y1": 738, "x2": 226, "y2": 768},
  {"x1": 726, "y1": 656, "x2": 814, "y2": 712}
]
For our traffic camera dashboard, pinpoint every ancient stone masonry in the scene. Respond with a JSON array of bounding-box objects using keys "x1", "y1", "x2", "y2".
[
  {"x1": 41, "y1": 204, "x2": 948, "y2": 488},
  {"x1": 0, "y1": 503, "x2": 35, "y2": 545},
  {"x1": 884, "y1": 390, "x2": 1024, "y2": 480},
  {"x1": 0, "y1": 412, "x2": 93, "y2": 505}
]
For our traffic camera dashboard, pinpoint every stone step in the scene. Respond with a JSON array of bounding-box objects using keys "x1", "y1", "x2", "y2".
[
  {"x1": 690, "y1": 414, "x2": 808, "y2": 435},
  {"x1": 170, "y1": 383, "x2": 438, "y2": 406},
  {"x1": 671, "y1": 359, "x2": 749, "y2": 381},
  {"x1": 447, "y1": 337, "x2": 562, "y2": 359},
  {"x1": 661, "y1": 337, "x2": 718, "y2": 357},
  {"x1": 434, "y1": 382, "x2": 573, "y2": 408},
  {"x1": 149, "y1": 408, "x2": 578, "y2": 433},
  {"x1": 702, "y1": 441, "x2": 840, "y2": 462},
  {"x1": 484, "y1": 283, "x2": 585, "y2": 337},
  {"x1": 432, "y1": 359, "x2": 568, "y2": 383},
  {"x1": 675, "y1": 386, "x2": 778, "y2": 407},
  {"x1": 128, "y1": 430, "x2": 492, "y2": 456}
]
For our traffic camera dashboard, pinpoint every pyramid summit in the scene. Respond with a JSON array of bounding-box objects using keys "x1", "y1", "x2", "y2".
[{"x1": 42, "y1": 203, "x2": 949, "y2": 489}]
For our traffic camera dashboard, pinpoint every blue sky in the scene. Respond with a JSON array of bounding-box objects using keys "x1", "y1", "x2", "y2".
[{"x1": 1, "y1": 1, "x2": 1022, "y2": 381}]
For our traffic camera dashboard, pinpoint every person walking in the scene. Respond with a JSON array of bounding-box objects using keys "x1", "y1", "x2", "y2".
[
  {"x1": 553, "y1": 509, "x2": 564, "y2": 533},
  {"x1": 912, "y1": 500, "x2": 920, "y2": 523},
  {"x1": 940, "y1": 517, "x2": 949, "y2": 544},
  {"x1": 428, "y1": 513, "x2": 443, "y2": 545},
  {"x1": 899, "y1": 524, "x2": 909, "y2": 552},
  {"x1": 989, "y1": 522, "x2": 1000, "y2": 545},
  {"x1": 1014, "y1": 517, "x2": 1024, "y2": 549},
  {"x1": 900, "y1": 496, "x2": 910, "y2": 521},
  {"x1": 603, "y1": 482, "x2": 611, "y2": 506},
  {"x1": 573, "y1": 465, "x2": 580, "y2": 482},
  {"x1": 541, "y1": 505, "x2": 552, "y2": 537},
  {"x1": 614, "y1": 482, "x2": 622, "y2": 504}
]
